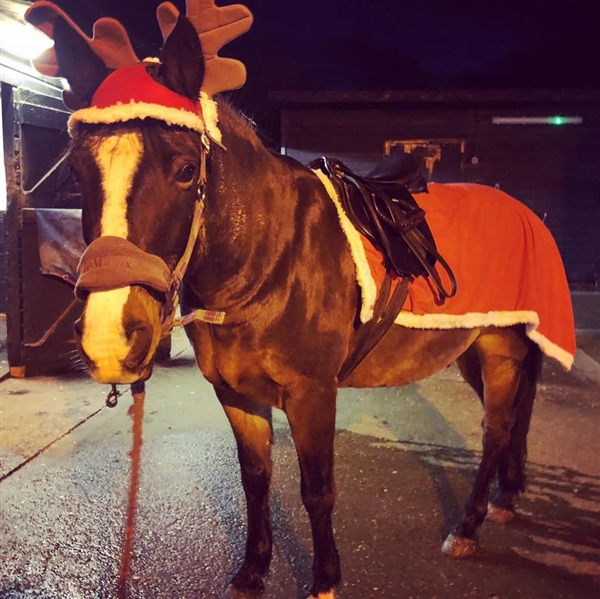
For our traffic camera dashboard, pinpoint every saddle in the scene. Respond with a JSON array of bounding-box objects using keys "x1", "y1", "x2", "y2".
[
  {"x1": 310, "y1": 153, "x2": 457, "y2": 381},
  {"x1": 310, "y1": 153, "x2": 456, "y2": 297}
]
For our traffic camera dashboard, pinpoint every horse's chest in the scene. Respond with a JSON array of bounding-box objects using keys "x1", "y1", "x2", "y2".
[
  {"x1": 216, "y1": 348, "x2": 285, "y2": 407},
  {"x1": 189, "y1": 323, "x2": 284, "y2": 406}
]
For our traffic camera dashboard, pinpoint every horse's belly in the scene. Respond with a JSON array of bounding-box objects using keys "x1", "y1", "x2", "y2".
[{"x1": 340, "y1": 326, "x2": 478, "y2": 388}]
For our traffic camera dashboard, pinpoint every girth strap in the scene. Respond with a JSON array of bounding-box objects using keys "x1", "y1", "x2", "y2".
[{"x1": 338, "y1": 275, "x2": 409, "y2": 382}]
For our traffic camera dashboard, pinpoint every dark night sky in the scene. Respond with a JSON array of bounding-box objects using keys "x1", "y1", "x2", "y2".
[{"x1": 52, "y1": 0, "x2": 600, "y2": 126}]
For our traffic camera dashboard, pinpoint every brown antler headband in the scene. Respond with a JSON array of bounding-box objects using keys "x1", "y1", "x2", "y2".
[
  {"x1": 158, "y1": 1, "x2": 253, "y2": 96},
  {"x1": 24, "y1": 0, "x2": 139, "y2": 76},
  {"x1": 25, "y1": 0, "x2": 253, "y2": 96}
]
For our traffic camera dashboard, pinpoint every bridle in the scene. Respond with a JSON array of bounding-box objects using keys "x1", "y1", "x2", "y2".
[
  {"x1": 75, "y1": 129, "x2": 226, "y2": 407},
  {"x1": 76, "y1": 130, "x2": 225, "y2": 337}
]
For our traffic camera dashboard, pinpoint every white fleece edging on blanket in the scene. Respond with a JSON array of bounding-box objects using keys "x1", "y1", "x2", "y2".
[
  {"x1": 313, "y1": 169, "x2": 377, "y2": 323},
  {"x1": 314, "y1": 169, "x2": 574, "y2": 370}
]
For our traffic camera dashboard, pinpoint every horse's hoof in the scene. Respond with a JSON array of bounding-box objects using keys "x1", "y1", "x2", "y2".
[
  {"x1": 222, "y1": 586, "x2": 260, "y2": 599},
  {"x1": 441, "y1": 533, "x2": 478, "y2": 558},
  {"x1": 307, "y1": 591, "x2": 336, "y2": 599},
  {"x1": 487, "y1": 502, "x2": 515, "y2": 524}
]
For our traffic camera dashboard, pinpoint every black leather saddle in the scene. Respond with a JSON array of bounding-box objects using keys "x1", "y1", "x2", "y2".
[
  {"x1": 310, "y1": 153, "x2": 456, "y2": 299},
  {"x1": 367, "y1": 150, "x2": 428, "y2": 193}
]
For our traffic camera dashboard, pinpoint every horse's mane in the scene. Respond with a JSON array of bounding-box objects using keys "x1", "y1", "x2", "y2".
[{"x1": 215, "y1": 98, "x2": 268, "y2": 152}]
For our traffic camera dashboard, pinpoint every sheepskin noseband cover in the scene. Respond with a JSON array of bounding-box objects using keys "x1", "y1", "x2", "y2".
[{"x1": 75, "y1": 236, "x2": 171, "y2": 298}]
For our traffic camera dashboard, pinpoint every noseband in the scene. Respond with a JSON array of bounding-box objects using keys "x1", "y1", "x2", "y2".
[{"x1": 75, "y1": 132, "x2": 225, "y2": 336}]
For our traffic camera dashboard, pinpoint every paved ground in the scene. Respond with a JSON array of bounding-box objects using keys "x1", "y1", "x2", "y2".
[{"x1": 1, "y1": 326, "x2": 599, "y2": 599}]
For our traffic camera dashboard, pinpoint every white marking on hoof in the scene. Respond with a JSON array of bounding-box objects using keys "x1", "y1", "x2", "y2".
[
  {"x1": 222, "y1": 586, "x2": 256, "y2": 599},
  {"x1": 441, "y1": 533, "x2": 478, "y2": 558},
  {"x1": 487, "y1": 502, "x2": 515, "y2": 524},
  {"x1": 308, "y1": 591, "x2": 336, "y2": 599}
]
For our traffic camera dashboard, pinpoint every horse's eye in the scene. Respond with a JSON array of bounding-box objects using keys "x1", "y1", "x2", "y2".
[{"x1": 175, "y1": 163, "x2": 197, "y2": 188}]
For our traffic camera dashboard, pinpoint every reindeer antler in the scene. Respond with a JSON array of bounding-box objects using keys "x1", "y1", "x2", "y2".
[
  {"x1": 25, "y1": 0, "x2": 252, "y2": 97},
  {"x1": 157, "y1": 0, "x2": 253, "y2": 96},
  {"x1": 25, "y1": 0, "x2": 139, "y2": 77}
]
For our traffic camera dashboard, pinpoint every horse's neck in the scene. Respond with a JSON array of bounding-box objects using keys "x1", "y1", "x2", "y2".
[{"x1": 190, "y1": 116, "x2": 304, "y2": 309}]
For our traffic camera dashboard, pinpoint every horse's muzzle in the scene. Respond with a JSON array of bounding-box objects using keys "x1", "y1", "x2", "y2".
[{"x1": 74, "y1": 236, "x2": 173, "y2": 383}]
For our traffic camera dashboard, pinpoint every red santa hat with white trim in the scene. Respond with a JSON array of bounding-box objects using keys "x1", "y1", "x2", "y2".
[{"x1": 25, "y1": 0, "x2": 253, "y2": 143}]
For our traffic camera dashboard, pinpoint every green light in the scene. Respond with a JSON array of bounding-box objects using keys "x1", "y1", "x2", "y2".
[{"x1": 551, "y1": 116, "x2": 564, "y2": 125}]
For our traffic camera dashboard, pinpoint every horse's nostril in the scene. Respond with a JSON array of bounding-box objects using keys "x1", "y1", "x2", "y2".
[
  {"x1": 125, "y1": 320, "x2": 151, "y2": 342},
  {"x1": 73, "y1": 319, "x2": 93, "y2": 367},
  {"x1": 122, "y1": 320, "x2": 154, "y2": 372}
]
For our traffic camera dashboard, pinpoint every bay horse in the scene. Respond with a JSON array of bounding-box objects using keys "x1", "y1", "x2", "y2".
[{"x1": 26, "y1": 2, "x2": 573, "y2": 598}]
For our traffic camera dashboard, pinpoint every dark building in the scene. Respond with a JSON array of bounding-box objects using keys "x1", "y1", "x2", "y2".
[{"x1": 272, "y1": 89, "x2": 600, "y2": 289}]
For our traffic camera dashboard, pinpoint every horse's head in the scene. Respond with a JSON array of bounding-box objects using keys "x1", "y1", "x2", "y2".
[
  {"x1": 69, "y1": 115, "x2": 206, "y2": 384},
  {"x1": 26, "y1": 1, "x2": 252, "y2": 384}
]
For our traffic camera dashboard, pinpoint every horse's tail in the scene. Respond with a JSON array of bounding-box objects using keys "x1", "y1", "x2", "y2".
[{"x1": 509, "y1": 341, "x2": 543, "y2": 492}]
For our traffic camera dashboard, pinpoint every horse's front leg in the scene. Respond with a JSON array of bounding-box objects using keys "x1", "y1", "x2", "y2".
[
  {"x1": 217, "y1": 388, "x2": 273, "y2": 599},
  {"x1": 285, "y1": 381, "x2": 340, "y2": 599}
]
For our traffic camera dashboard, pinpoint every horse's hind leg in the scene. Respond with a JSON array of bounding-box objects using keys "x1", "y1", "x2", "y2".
[
  {"x1": 487, "y1": 344, "x2": 542, "y2": 523},
  {"x1": 456, "y1": 341, "x2": 541, "y2": 526},
  {"x1": 217, "y1": 389, "x2": 273, "y2": 599},
  {"x1": 285, "y1": 381, "x2": 340, "y2": 599},
  {"x1": 443, "y1": 328, "x2": 530, "y2": 557}
]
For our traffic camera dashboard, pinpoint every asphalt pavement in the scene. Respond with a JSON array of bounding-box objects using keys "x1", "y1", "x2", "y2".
[{"x1": 1, "y1": 324, "x2": 599, "y2": 599}]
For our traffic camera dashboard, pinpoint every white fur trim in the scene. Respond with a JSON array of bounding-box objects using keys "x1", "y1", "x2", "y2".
[
  {"x1": 313, "y1": 169, "x2": 377, "y2": 322},
  {"x1": 527, "y1": 326, "x2": 574, "y2": 370},
  {"x1": 393, "y1": 309, "x2": 540, "y2": 330},
  {"x1": 318, "y1": 171, "x2": 574, "y2": 370},
  {"x1": 395, "y1": 308, "x2": 574, "y2": 369},
  {"x1": 200, "y1": 92, "x2": 222, "y2": 146},
  {"x1": 69, "y1": 101, "x2": 206, "y2": 135},
  {"x1": 69, "y1": 95, "x2": 223, "y2": 146}
]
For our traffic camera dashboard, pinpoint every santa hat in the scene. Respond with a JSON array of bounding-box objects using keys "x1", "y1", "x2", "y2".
[
  {"x1": 25, "y1": 0, "x2": 253, "y2": 144},
  {"x1": 67, "y1": 62, "x2": 221, "y2": 143}
]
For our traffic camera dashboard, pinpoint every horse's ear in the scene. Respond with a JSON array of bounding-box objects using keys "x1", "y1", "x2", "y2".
[
  {"x1": 53, "y1": 17, "x2": 110, "y2": 109},
  {"x1": 160, "y1": 16, "x2": 205, "y2": 100}
]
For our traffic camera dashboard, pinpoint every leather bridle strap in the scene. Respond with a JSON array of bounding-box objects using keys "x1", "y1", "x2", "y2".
[
  {"x1": 159, "y1": 192, "x2": 205, "y2": 338},
  {"x1": 170, "y1": 132, "x2": 210, "y2": 289},
  {"x1": 160, "y1": 133, "x2": 226, "y2": 335}
]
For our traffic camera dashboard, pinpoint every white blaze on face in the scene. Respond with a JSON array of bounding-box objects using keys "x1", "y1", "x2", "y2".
[
  {"x1": 81, "y1": 132, "x2": 143, "y2": 381},
  {"x1": 83, "y1": 288, "x2": 134, "y2": 382},
  {"x1": 97, "y1": 131, "x2": 142, "y2": 237}
]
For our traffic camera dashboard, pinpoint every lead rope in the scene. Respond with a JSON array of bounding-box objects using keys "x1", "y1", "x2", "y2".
[{"x1": 117, "y1": 381, "x2": 146, "y2": 598}]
